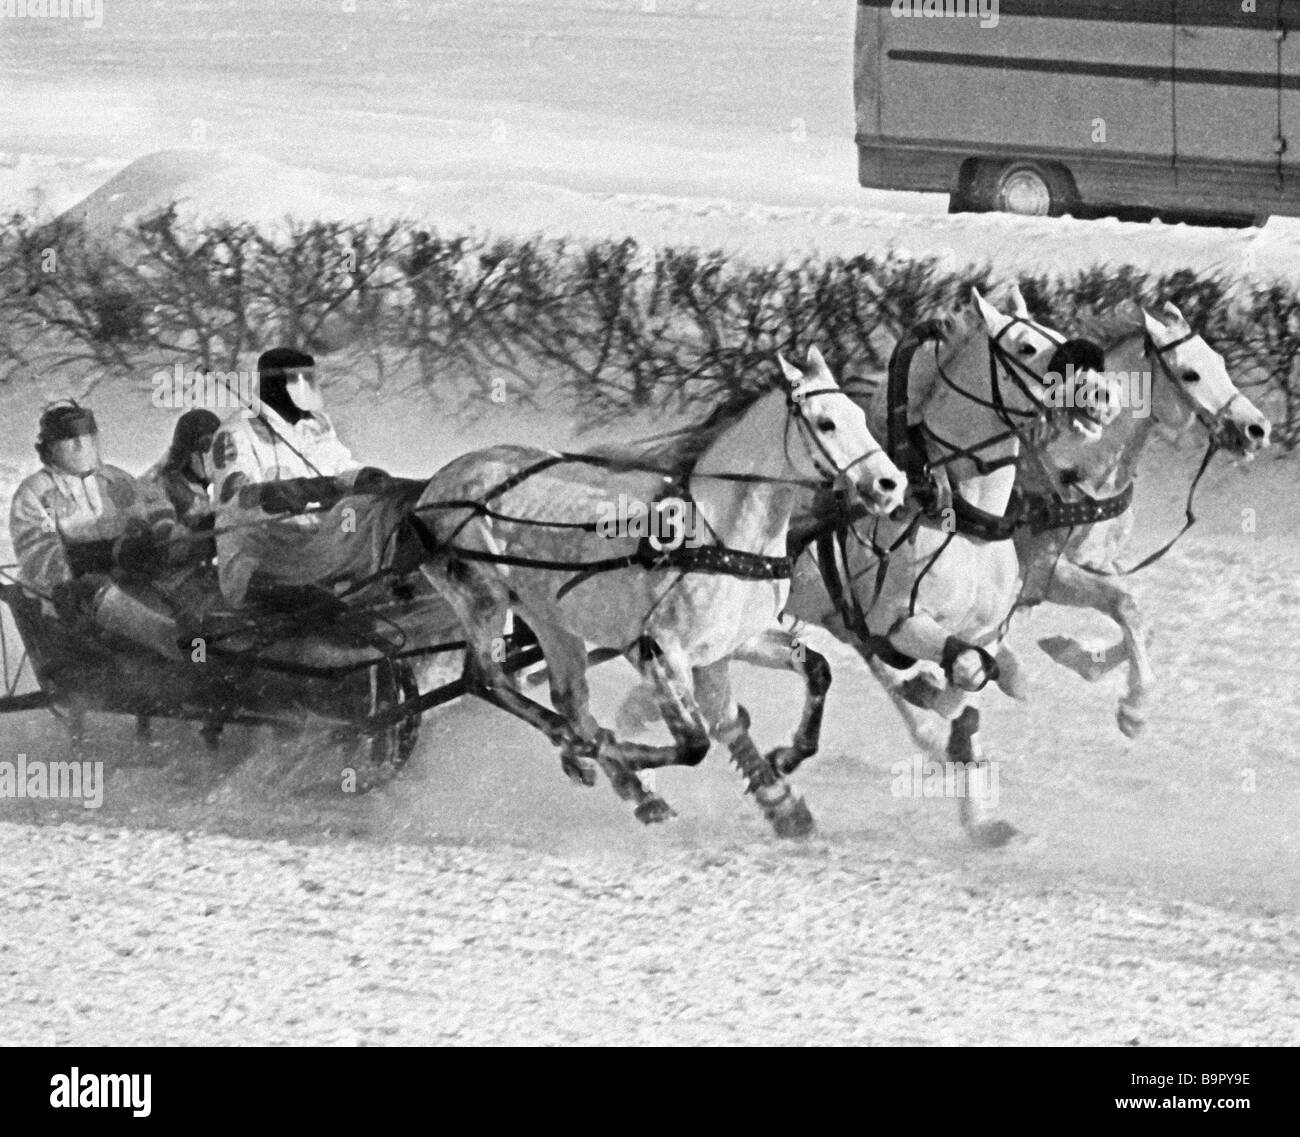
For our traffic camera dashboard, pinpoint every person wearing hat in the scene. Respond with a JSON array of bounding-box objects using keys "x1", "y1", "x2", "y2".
[
  {"x1": 210, "y1": 347, "x2": 418, "y2": 608},
  {"x1": 8, "y1": 402, "x2": 191, "y2": 659}
]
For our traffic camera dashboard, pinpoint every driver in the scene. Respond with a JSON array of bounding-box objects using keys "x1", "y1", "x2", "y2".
[
  {"x1": 8, "y1": 402, "x2": 195, "y2": 660},
  {"x1": 210, "y1": 347, "x2": 422, "y2": 609}
]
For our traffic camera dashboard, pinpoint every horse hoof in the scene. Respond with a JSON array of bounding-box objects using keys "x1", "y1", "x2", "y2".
[
  {"x1": 561, "y1": 753, "x2": 599, "y2": 788},
  {"x1": 966, "y1": 818, "x2": 1018, "y2": 848},
  {"x1": 634, "y1": 797, "x2": 676, "y2": 825},
  {"x1": 1117, "y1": 704, "x2": 1147, "y2": 739},
  {"x1": 761, "y1": 790, "x2": 815, "y2": 839}
]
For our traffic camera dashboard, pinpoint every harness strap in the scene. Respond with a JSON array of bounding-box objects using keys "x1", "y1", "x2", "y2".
[
  {"x1": 949, "y1": 480, "x2": 1136, "y2": 542},
  {"x1": 443, "y1": 539, "x2": 793, "y2": 601},
  {"x1": 940, "y1": 635, "x2": 1000, "y2": 690},
  {"x1": 813, "y1": 529, "x2": 916, "y2": 670},
  {"x1": 886, "y1": 321, "x2": 945, "y2": 498},
  {"x1": 1023, "y1": 480, "x2": 1135, "y2": 533}
]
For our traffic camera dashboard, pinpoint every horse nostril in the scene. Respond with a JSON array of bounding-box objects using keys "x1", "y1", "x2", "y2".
[
  {"x1": 877, "y1": 478, "x2": 898, "y2": 494},
  {"x1": 1248, "y1": 423, "x2": 1266, "y2": 439}
]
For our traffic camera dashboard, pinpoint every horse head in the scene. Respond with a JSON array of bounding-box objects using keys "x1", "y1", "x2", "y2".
[
  {"x1": 777, "y1": 345, "x2": 906, "y2": 518},
  {"x1": 1142, "y1": 302, "x2": 1271, "y2": 456},
  {"x1": 913, "y1": 287, "x2": 1112, "y2": 493}
]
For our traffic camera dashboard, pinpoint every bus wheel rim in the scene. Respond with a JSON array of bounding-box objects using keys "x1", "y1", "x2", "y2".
[{"x1": 1000, "y1": 170, "x2": 1052, "y2": 215}]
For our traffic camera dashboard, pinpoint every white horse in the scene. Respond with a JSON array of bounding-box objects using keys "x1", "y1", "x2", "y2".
[
  {"x1": 1016, "y1": 300, "x2": 1272, "y2": 736},
  {"x1": 619, "y1": 287, "x2": 1117, "y2": 844},
  {"x1": 411, "y1": 347, "x2": 906, "y2": 836}
]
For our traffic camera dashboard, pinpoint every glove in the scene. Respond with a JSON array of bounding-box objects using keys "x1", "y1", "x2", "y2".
[
  {"x1": 113, "y1": 527, "x2": 165, "y2": 576},
  {"x1": 51, "y1": 574, "x2": 110, "y2": 624},
  {"x1": 243, "y1": 477, "x2": 341, "y2": 514}
]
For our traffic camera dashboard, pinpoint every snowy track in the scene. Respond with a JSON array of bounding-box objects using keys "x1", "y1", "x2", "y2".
[
  {"x1": 3, "y1": 0, "x2": 1298, "y2": 1047},
  {"x1": 3, "y1": 820, "x2": 1296, "y2": 1046}
]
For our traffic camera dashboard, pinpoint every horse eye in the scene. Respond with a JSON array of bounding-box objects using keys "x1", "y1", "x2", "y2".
[
  {"x1": 816, "y1": 419, "x2": 836, "y2": 433},
  {"x1": 1182, "y1": 370, "x2": 1200, "y2": 383}
]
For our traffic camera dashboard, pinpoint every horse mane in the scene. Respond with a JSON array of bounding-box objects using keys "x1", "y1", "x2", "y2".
[
  {"x1": 899, "y1": 301, "x2": 984, "y2": 413},
  {"x1": 933, "y1": 303, "x2": 980, "y2": 348},
  {"x1": 1071, "y1": 302, "x2": 1147, "y2": 349},
  {"x1": 581, "y1": 382, "x2": 775, "y2": 476}
]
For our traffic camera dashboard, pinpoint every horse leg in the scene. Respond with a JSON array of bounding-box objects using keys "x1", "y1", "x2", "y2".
[
  {"x1": 944, "y1": 702, "x2": 1017, "y2": 847},
  {"x1": 613, "y1": 676, "x2": 663, "y2": 737},
  {"x1": 886, "y1": 611, "x2": 1000, "y2": 694},
  {"x1": 1032, "y1": 559, "x2": 1153, "y2": 738},
  {"x1": 692, "y1": 658, "x2": 815, "y2": 839},
  {"x1": 529, "y1": 620, "x2": 676, "y2": 823},
  {"x1": 419, "y1": 561, "x2": 582, "y2": 750},
  {"x1": 617, "y1": 638, "x2": 712, "y2": 772},
  {"x1": 865, "y1": 656, "x2": 1015, "y2": 847},
  {"x1": 733, "y1": 624, "x2": 832, "y2": 777}
]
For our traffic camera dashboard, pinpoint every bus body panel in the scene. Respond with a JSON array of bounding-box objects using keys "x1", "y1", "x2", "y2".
[{"x1": 855, "y1": 0, "x2": 1300, "y2": 218}]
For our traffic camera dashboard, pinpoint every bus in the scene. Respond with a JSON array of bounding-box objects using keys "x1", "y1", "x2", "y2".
[{"x1": 855, "y1": 0, "x2": 1300, "y2": 222}]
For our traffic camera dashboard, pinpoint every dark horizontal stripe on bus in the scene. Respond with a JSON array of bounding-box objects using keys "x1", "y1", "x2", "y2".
[
  {"x1": 885, "y1": 48, "x2": 1300, "y2": 91},
  {"x1": 859, "y1": 0, "x2": 1293, "y2": 30},
  {"x1": 854, "y1": 133, "x2": 1287, "y2": 177}
]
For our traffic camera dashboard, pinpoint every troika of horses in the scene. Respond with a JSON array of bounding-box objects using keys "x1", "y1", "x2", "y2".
[{"x1": 1, "y1": 288, "x2": 1271, "y2": 842}]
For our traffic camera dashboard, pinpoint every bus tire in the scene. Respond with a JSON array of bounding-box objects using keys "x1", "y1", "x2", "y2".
[
  {"x1": 948, "y1": 160, "x2": 980, "y2": 213},
  {"x1": 970, "y1": 159, "x2": 1078, "y2": 217}
]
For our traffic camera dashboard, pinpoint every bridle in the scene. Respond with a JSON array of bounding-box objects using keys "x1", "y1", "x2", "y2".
[
  {"x1": 1144, "y1": 329, "x2": 1251, "y2": 447},
  {"x1": 783, "y1": 384, "x2": 892, "y2": 491},
  {"x1": 918, "y1": 315, "x2": 1079, "y2": 478}
]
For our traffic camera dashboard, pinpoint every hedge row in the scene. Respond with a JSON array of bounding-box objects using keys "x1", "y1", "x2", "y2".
[{"x1": 1, "y1": 210, "x2": 1297, "y2": 445}]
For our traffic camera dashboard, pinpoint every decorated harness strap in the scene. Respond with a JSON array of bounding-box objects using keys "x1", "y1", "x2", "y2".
[{"x1": 949, "y1": 480, "x2": 1135, "y2": 542}]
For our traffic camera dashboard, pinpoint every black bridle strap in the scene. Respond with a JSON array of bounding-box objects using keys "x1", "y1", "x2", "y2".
[
  {"x1": 1145, "y1": 330, "x2": 1250, "y2": 439},
  {"x1": 888, "y1": 317, "x2": 1067, "y2": 500}
]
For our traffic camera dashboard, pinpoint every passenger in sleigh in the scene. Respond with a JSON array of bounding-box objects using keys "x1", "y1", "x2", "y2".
[
  {"x1": 210, "y1": 347, "x2": 426, "y2": 613},
  {"x1": 144, "y1": 408, "x2": 220, "y2": 541},
  {"x1": 8, "y1": 402, "x2": 205, "y2": 660},
  {"x1": 139, "y1": 408, "x2": 223, "y2": 617}
]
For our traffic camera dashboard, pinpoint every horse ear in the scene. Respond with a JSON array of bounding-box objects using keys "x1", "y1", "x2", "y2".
[
  {"x1": 971, "y1": 287, "x2": 1003, "y2": 328},
  {"x1": 806, "y1": 344, "x2": 829, "y2": 376},
  {"x1": 1161, "y1": 300, "x2": 1188, "y2": 328},
  {"x1": 1141, "y1": 307, "x2": 1169, "y2": 342},
  {"x1": 777, "y1": 352, "x2": 805, "y2": 388},
  {"x1": 1008, "y1": 284, "x2": 1031, "y2": 318}
]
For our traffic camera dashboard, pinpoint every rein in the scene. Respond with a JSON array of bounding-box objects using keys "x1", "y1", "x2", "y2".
[
  {"x1": 1068, "y1": 327, "x2": 1236, "y2": 576},
  {"x1": 411, "y1": 385, "x2": 881, "y2": 598}
]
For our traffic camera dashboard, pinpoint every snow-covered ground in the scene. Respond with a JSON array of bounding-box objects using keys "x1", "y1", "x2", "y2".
[{"x1": 1, "y1": 0, "x2": 1297, "y2": 1045}]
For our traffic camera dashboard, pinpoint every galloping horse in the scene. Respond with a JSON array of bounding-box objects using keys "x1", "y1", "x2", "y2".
[
  {"x1": 1017, "y1": 301, "x2": 1271, "y2": 736},
  {"x1": 619, "y1": 287, "x2": 1117, "y2": 844},
  {"x1": 411, "y1": 348, "x2": 906, "y2": 836}
]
